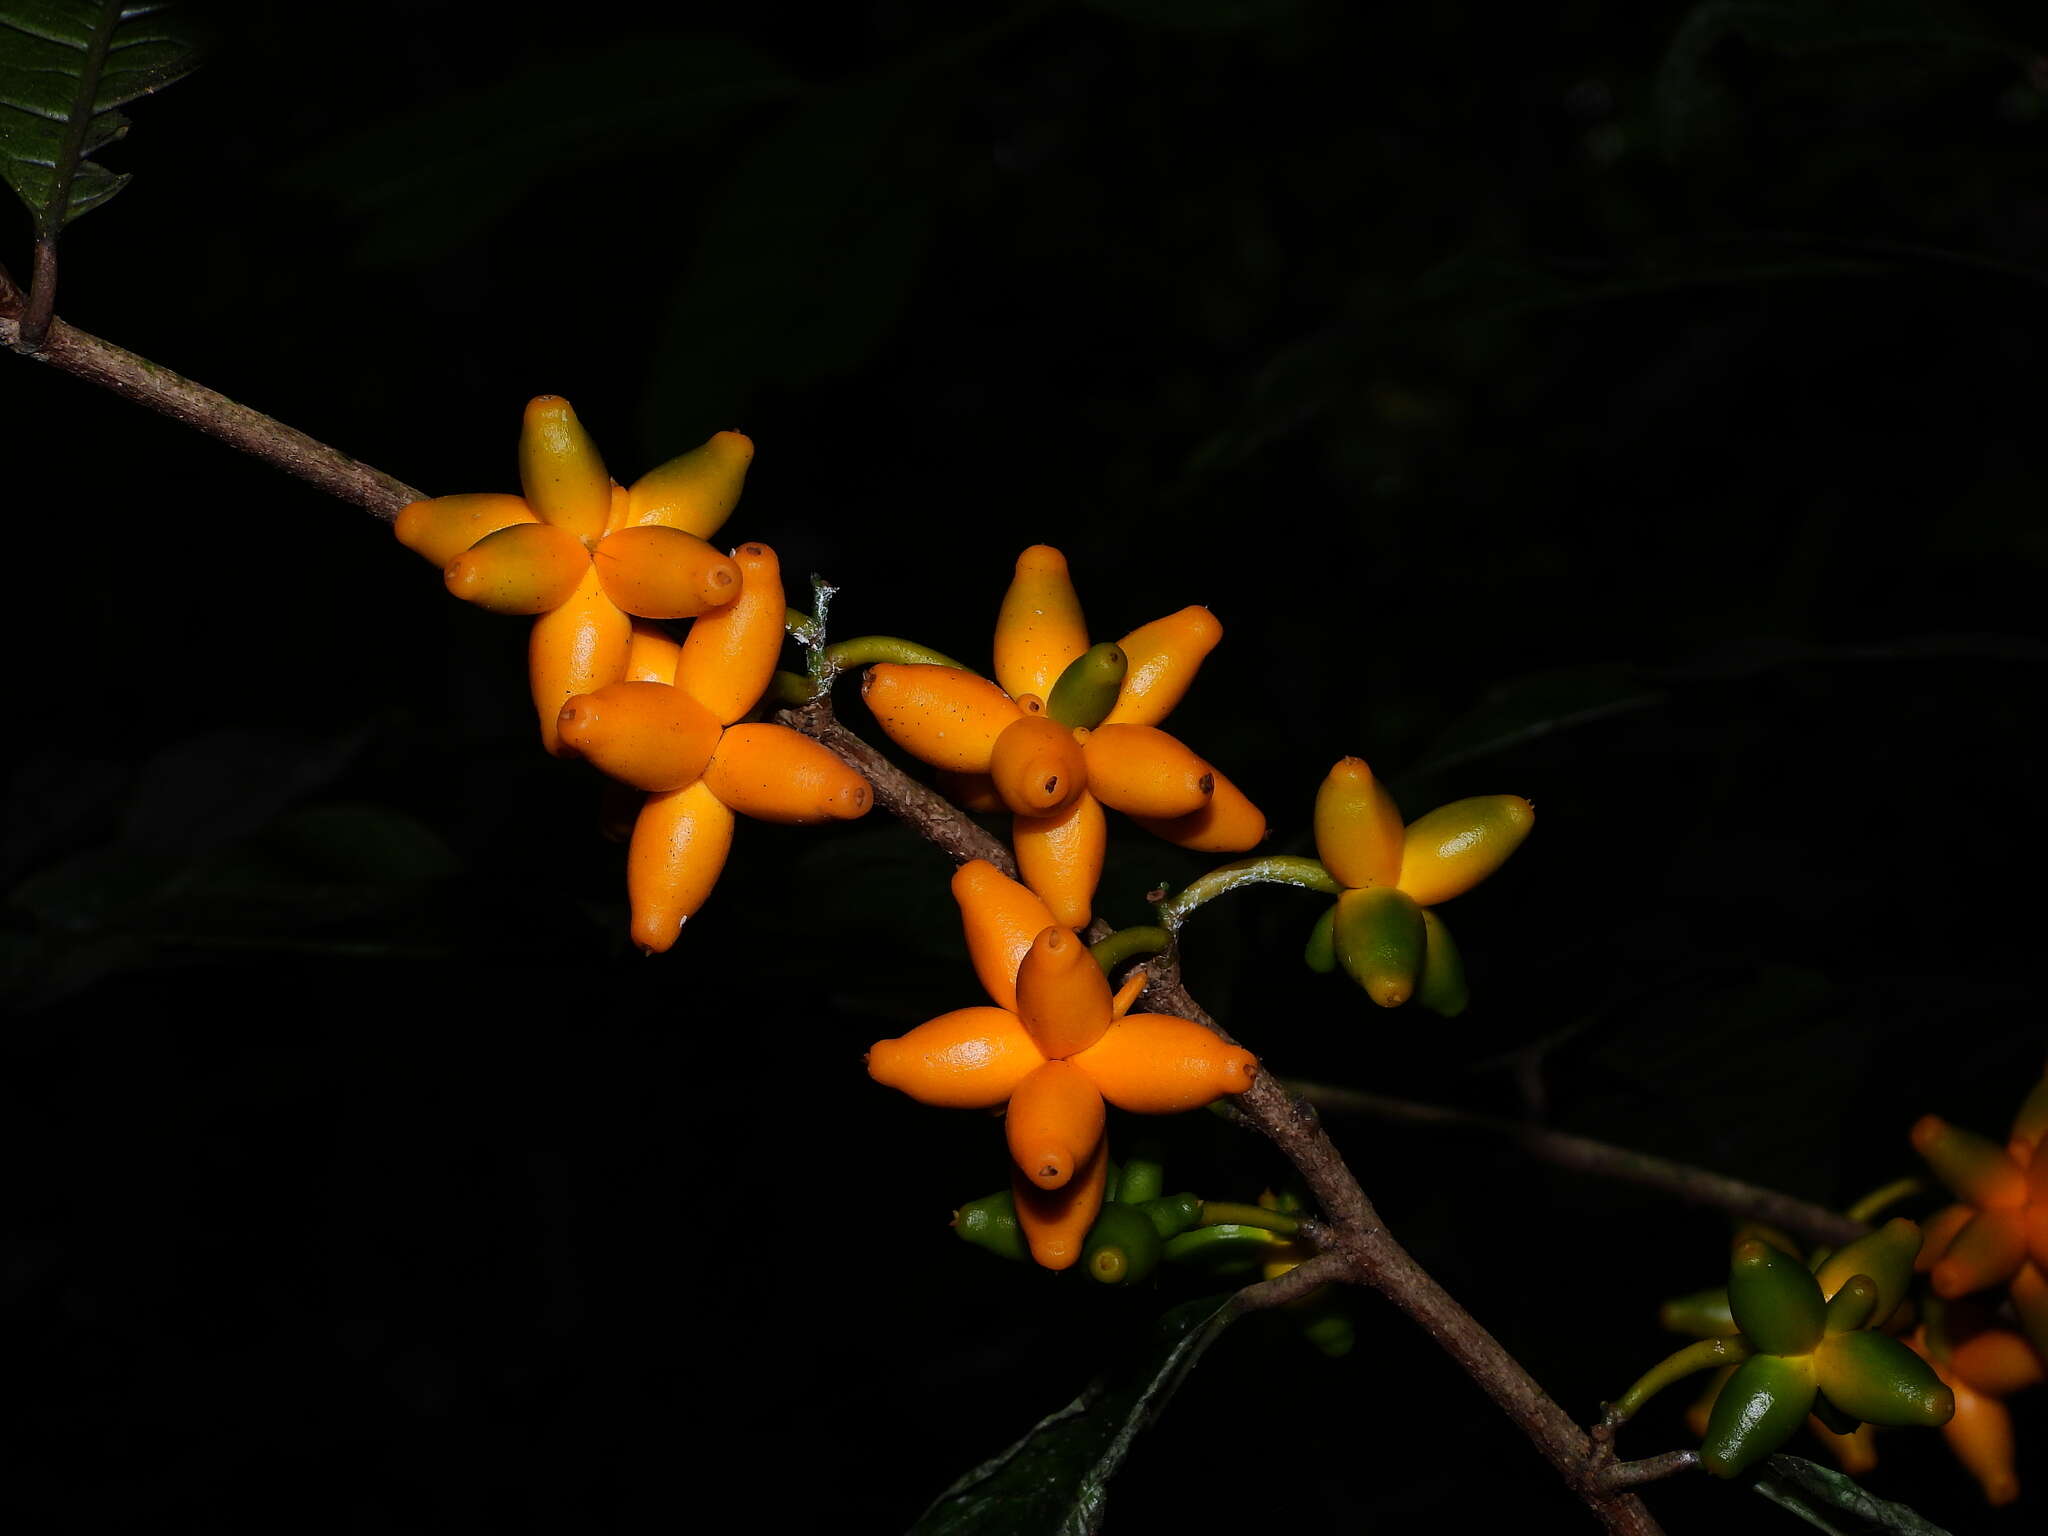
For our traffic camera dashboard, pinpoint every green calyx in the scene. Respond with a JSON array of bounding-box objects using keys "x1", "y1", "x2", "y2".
[
  {"x1": 1333, "y1": 886, "x2": 1426, "y2": 1009},
  {"x1": 1046, "y1": 642, "x2": 1127, "y2": 728},
  {"x1": 1728, "y1": 1236, "x2": 1826, "y2": 1357},
  {"x1": 1700, "y1": 1351, "x2": 1818, "y2": 1478}
]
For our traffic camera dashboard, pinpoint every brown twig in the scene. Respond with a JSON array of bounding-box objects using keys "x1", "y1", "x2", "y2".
[
  {"x1": 776, "y1": 697, "x2": 1016, "y2": 876},
  {"x1": 1586, "y1": 1422, "x2": 1700, "y2": 1492},
  {"x1": 0, "y1": 302, "x2": 424, "y2": 516},
  {"x1": 1230, "y1": 1249, "x2": 1351, "y2": 1312},
  {"x1": 21, "y1": 237, "x2": 57, "y2": 348},
  {"x1": 1289, "y1": 1081, "x2": 1866, "y2": 1248}
]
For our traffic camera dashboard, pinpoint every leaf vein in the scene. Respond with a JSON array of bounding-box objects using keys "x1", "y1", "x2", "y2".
[{"x1": 0, "y1": 16, "x2": 90, "y2": 49}]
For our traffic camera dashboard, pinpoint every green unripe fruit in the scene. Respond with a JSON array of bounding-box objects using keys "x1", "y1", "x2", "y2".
[
  {"x1": 1700, "y1": 1352, "x2": 1817, "y2": 1478},
  {"x1": 1415, "y1": 908, "x2": 1468, "y2": 1017},
  {"x1": 1811, "y1": 1217, "x2": 1921, "y2": 1324},
  {"x1": 1118, "y1": 1158, "x2": 1165, "y2": 1206},
  {"x1": 1822, "y1": 1275, "x2": 1879, "y2": 1335},
  {"x1": 1727, "y1": 1237, "x2": 1825, "y2": 1357},
  {"x1": 1084, "y1": 1202, "x2": 1164, "y2": 1286},
  {"x1": 1046, "y1": 642, "x2": 1127, "y2": 729},
  {"x1": 1334, "y1": 885, "x2": 1425, "y2": 1008},
  {"x1": 1304, "y1": 905, "x2": 1337, "y2": 974},
  {"x1": 1142, "y1": 1192, "x2": 1203, "y2": 1239},
  {"x1": 1658, "y1": 1287, "x2": 1736, "y2": 1338},
  {"x1": 1813, "y1": 1331, "x2": 1954, "y2": 1428},
  {"x1": 954, "y1": 1190, "x2": 1028, "y2": 1263}
]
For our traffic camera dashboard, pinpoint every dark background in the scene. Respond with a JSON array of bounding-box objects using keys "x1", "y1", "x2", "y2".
[{"x1": 4, "y1": 0, "x2": 2045, "y2": 1530}]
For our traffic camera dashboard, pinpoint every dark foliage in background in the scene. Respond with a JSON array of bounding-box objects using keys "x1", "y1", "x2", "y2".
[{"x1": 3, "y1": 1, "x2": 2044, "y2": 1529}]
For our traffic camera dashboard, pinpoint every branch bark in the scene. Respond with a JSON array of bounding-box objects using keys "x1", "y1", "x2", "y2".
[{"x1": 0, "y1": 294, "x2": 423, "y2": 517}]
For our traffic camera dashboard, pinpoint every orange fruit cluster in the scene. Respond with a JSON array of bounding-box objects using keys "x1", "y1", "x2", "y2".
[
  {"x1": 862, "y1": 546, "x2": 1264, "y2": 929},
  {"x1": 1304, "y1": 757, "x2": 1535, "y2": 1013},
  {"x1": 396, "y1": 398, "x2": 871, "y2": 949},
  {"x1": 867, "y1": 861, "x2": 1258, "y2": 1268}
]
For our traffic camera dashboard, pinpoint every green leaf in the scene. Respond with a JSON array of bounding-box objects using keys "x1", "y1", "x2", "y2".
[
  {"x1": 0, "y1": 0, "x2": 200, "y2": 235},
  {"x1": 1753, "y1": 1454, "x2": 1953, "y2": 1536},
  {"x1": 912, "y1": 1293, "x2": 1241, "y2": 1536}
]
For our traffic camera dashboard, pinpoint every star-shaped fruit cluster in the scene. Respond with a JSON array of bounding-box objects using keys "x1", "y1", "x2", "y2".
[
  {"x1": 866, "y1": 860, "x2": 1258, "y2": 1268},
  {"x1": 862, "y1": 547, "x2": 1264, "y2": 928},
  {"x1": 1301, "y1": 757, "x2": 1533, "y2": 1013}
]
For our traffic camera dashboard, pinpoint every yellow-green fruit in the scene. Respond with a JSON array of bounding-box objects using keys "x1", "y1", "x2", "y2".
[
  {"x1": 443, "y1": 523, "x2": 590, "y2": 615},
  {"x1": 1814, "y1": 1330, "x2": 1954, "y2": 1427},
  {"x1": 1812, "y1": 1217, "x2": 1922, "y2": 1323},
  {"x1": 395, "y1": 492, "x2": 537, "y2": 568},
  {"x1": 1398, "y1": 795, "x2": 1535, "y2": 907},
  {"x1": 518, "y1": 395, "x2": 611, "y2": 543},
  {"x1": 626, "y1": 430, "x2": 754, "y2": 537},
  {"x1": 1333, "y1": 886, "x2": 1425, "y2": 1008},
  {"x1": 1314, "y1": 757, "x2": 1404, "y2": 889}
]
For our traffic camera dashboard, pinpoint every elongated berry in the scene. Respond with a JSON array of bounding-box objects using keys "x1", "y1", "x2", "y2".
[
  {"x1": 863, "y1": 664, "x2": 1023, "y2": 773},
  {"x1": 702, "y1": 723, "x2": 872, "y2": 823},
  {"x1": 626, "y1": 430, "x2": 753, "y2": 537},
  {"x1": 1080, "y1": 724, "x2": 1214, "y2": 820},
  {"x1": 443, "y1": 522, "x2": 590, "y2": 615},
  {"x1": 395, "y1": 492, "x2": 537, "y2": 568},
  {"x1": 1398, "y1": 795, "x2": 1535, "y2": 907},
  {"x1": 556, "y1": 680, "x2": 723, "y2": 792},
  {"x1": 1315, "y1": 758, "x2": 1404, "y2": 890},
  {"x1": 1015, "y1": 925, "x2": 1114, "y2": 1060},
  {"x1": 519, "y1": 395, "x2": 611, "y2": 543},
  {"x1": 591, "y1": 525, "x2": 741, "y2": 620},
  {"x1": 867, "y1": 1007, "x2": 1043, "y2": 1109},
  {"x1": 1068, "y1": 1013, "x2": 1257, "y2": 1112},
  {"x1": 1006, "y1": 1060, "x2": 1107, "y2": 1190},
  {"x1": 673, "y1": 542, "x2": 784, "y2": 725},
  {"x1": 1728, "y1": 1236, "x2": 1825, "y2": 1357},
  {"x1": 994, "y1": 545, "x2": 1089, "y2": 703},
  {"x1": 1103, "y1": 606, "x2": 1221, "y2": 728}
]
